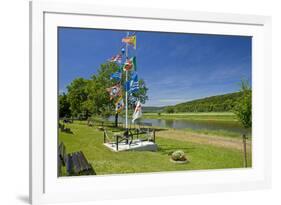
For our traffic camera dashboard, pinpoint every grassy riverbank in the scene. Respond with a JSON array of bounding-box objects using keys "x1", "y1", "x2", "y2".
[
  {"x1": 59, "y1": 120, "x2": 251, "y2": 176},
  {"x1": 142, "y1": 112, "x2": 238, "y2": 122}
]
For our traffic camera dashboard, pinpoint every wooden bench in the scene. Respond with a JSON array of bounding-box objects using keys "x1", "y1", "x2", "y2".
[
  {"x1": 59, "y1": 123, "x2": 73, "y2": 133},
  {"x1": 58, "y1": 142, "x2": 95, "y2": 176},
  {"x1": 65, "y1": 151, "x2": 96, "y2": 176},
  {"x1": 58, "y1": 142, "x2": 66, "y2": 165},
  {"x1": 58, "y1": 142, "x2": 66, "y2": 175},
  {"x1": 63, "y1": 118, "x2": 73, "y2": 123}
]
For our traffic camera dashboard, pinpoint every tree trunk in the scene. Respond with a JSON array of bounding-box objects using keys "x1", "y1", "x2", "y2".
[
  {"x1": 115, "y1": 113, "x2": 118, "y2": 127},
  {"x1": 242, "y1": 134, "x2": 247, "y2": 167}
]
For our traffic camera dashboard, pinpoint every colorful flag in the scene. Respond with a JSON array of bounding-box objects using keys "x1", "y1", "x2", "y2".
[
  {"x1": 106, "y1": 84, "x2": 121, "y2": 100},
  {"x1": 122, "y1": 35, "x2": 136, "y2": 49},
  {"x1": 110, "y1": 69, "x2": 122, "y2": 81},
  {"x1": 123, "y1": 57, "x2": 136, "y2": 71},
  {"x1": 131, "y1": 71, "x2": 138, "y2": 81},
  {"x1": 124, "y1": 80, "x2": 130, "y2": 91},
  {"x1": 123, "y1": 58, "x2": 132, "y2": 71},
  {"x1": 108, "y1": 54, "x2": 122, "y2": 63},
  {"x1": 115, "y1": 96, "x2": 124, "y2": 113},
  {"x1": 132, "y1": 101, "x2": 142, "y2": 123},
  {"x1": 129, "y1": 72, "x2": 139, "y2": 93},
  {"x1": 132, "y1": 56, "x2": 137, "y2": 71}
]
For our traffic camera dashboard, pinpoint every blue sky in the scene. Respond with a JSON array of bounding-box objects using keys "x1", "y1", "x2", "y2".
[{"x1": 59, "y1": 27, "x2": 252, "y2": 107}]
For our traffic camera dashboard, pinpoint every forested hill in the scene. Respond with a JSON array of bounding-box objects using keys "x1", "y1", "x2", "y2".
[{"x1": 143, "y1": 92, "x2": 244, "y2": 113}]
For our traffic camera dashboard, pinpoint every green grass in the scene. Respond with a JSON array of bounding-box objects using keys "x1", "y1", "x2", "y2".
[
  {"x1": 142, "y1": 112, "x2": 238, "y2": 122},
  {"x1": 182, "y1": 128, "x2": 251, "y2": 139},
  {"x1": 59, "y1": 120, "x2": 252, "y2": 176}
]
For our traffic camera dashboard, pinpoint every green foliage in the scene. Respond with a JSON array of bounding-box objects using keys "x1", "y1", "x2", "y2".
[
  {"x1": 234, "y1": 80, "x2": 252, "y2": 129},
  {"x1": 160, "y1": 92, "x2": 244, "y2": 113},
  {"x1": 66, "y1": 78, "x2": 90, "y2": 118},
  {"x1": 59, "y1": 61, "x2": 148, "y2": 119},
  {"x1": 59, "y1": 93, "x2": 71, "y2": 118},
  {"x1": 164, "y1": 106, "x2": 175, "y2": 113},
  {"x1": 87, "y1": 62, "x2": 120, "y2": 117}
]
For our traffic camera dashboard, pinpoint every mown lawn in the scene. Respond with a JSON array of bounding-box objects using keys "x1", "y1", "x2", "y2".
[{"x1": 59, "y1": 120, "x2": 252, "y2": 176}]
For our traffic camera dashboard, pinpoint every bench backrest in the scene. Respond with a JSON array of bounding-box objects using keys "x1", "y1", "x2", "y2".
[{"x1": 58, "y1": 142, "x2": 66, "y2": 165}]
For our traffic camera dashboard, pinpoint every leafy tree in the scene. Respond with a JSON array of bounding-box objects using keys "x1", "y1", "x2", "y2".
[
  {"x1": 59, "y1": 93, "x2": 71, "y2": 118},
  {"x1": 88, "y1": 62, "x2": 149, "y2": 126},
  {"x1": 234, "y1": 80, "x2": 252, "y2": 129},
  {"x1": 164, "y1": 106, "x2": 175, "y2": 113},
  {"x1": 234, "y1": 80, "x2": 251, "y2": 168},
  {"x1": 62, "y1": 62, "x2": 148, "y2": 126},
  {"x1": 86, "y1": 62, "x2": 119, "y2": 118},
  {"x1": 66, "y1": 78, "x2": 90, "y2": 119}
]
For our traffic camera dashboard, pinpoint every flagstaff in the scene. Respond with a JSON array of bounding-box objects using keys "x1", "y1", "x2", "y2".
[{"x1": 125, "y1": 31, "x2": 129, "y2": 130}]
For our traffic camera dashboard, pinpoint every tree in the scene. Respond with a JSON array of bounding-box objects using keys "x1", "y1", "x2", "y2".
[
  {"x1": 59, "y1": 93, "x2": 71, "y2": 118},
  {"x1": 164, "y1": 106, "x2": 175, "y2": 113},
  {"x1": 233, "y1": 80, "x2": 251, "y2": 168},
  {"x1": 86, "y1": 62, "x2": 119, "y2": 118},
  {"x1": 66, "y1": 78, "x2": 90, "y2": 119},
  {"x1": 89, "y1": 62, "x2": 148, "y2": 126},
  {"x1": 234, "y1": 80, "x2": 252, "y2": 129},
  {"x1": 63, "y1": 61, "x2": 148, "y2": 126}
]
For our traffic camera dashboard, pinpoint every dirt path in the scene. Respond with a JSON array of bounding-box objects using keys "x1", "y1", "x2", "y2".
[{"x1": 157, "y1": 129, "x2": 251, "y2": 151}]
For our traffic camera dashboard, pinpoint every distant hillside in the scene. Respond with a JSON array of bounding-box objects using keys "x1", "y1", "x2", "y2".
[
  {"x1": 144, "y1": 92, "x2": 244, "y2": 113},
  {"x1": 142, "y1": 106, "x2": 164, "y2": 113}
]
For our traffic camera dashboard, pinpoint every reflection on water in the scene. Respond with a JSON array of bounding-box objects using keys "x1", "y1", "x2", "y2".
[{"x1": 108, "y1": 116, "x2": 250, "y2": 135}]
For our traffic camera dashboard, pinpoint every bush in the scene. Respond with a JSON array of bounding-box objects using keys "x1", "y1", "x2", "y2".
[{"x1": 171, "y1": 150, "x2": 187, "y2": 161}]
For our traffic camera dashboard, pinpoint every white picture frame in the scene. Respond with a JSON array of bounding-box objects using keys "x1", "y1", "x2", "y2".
[{"x1": 30, "y1": 1, "x2": 272, "y2": 204}]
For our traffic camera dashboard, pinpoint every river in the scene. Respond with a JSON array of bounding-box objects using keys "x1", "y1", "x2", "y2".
[{"x1": 108, "y1": 116, "x2": 250, "y2": 135}]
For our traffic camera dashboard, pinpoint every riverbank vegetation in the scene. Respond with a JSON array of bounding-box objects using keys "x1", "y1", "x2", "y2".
[{"x1": 142, "y1": 112, "x2": 238, "y2": 122}]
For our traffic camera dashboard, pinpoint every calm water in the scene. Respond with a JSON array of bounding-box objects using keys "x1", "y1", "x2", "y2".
[{"x1": 108, "y1": 116, "x2": 249, "y2": 135}]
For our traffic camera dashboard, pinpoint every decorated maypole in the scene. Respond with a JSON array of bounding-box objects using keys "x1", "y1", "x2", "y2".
[
  {"x1": 125, "y1": 32, "x2": 129, "y2": 129},
  {"x1": 107, "y1": 31, "x2": 139, "y2": 139}
]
